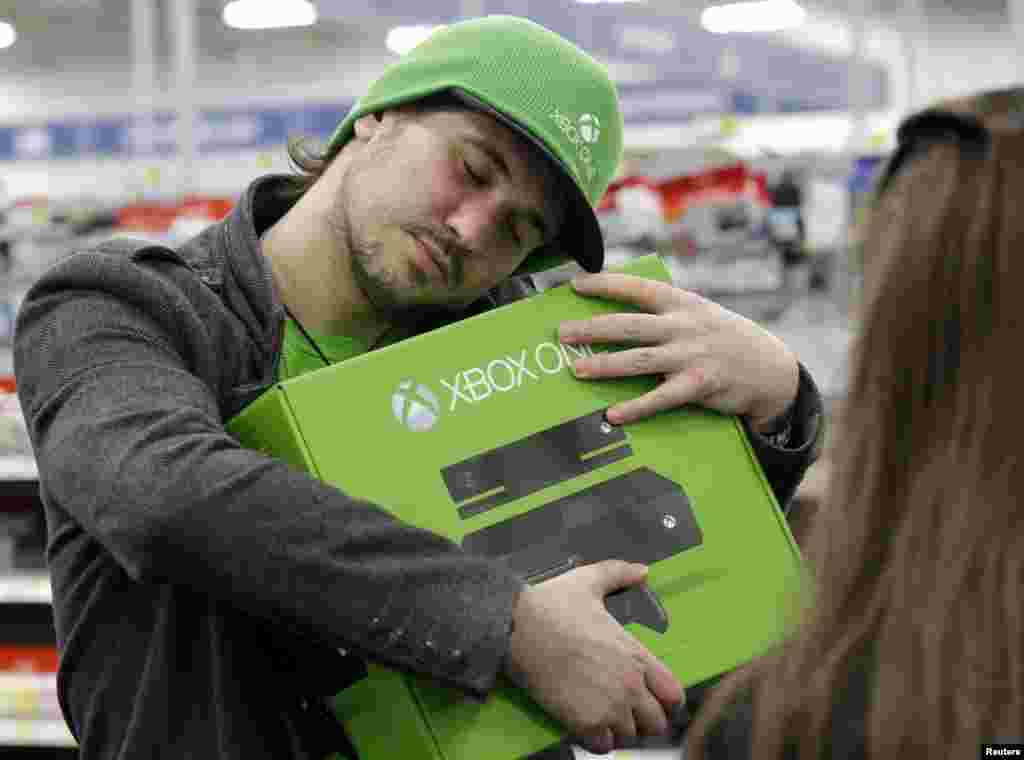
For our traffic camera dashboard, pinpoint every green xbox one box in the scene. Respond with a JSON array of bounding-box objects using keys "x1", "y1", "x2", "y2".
[{"x1": 227, "y1": 254, "x2": 805, "y2": 760}]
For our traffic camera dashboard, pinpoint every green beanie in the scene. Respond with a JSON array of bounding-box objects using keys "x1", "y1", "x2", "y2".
[{"x1": 324, "y1": 15, "x2": 624, "y2": 274}]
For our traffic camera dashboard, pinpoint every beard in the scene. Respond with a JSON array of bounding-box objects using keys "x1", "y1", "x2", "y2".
[
  {"x1": 331, "y1": 178, "x2": 476, "y2": 332},
  {"x1": 338, "y1": 210, "x2": 477, "y2": 337},
  {"x1": 348, "y1": 238, "x2": 457, "y2": 330}
]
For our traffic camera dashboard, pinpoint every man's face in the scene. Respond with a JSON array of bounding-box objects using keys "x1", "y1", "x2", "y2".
[{"x1": 331, "y1": 105, "x2": 565, "y2": 318}]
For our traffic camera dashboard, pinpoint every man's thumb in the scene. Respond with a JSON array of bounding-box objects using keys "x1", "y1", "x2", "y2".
[{"x1": 589, "y1": 559, "x2": 648, "y2": 593}]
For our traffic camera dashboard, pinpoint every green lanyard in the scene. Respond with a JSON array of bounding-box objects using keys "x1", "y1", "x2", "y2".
[{"x1": 283, "y1": 304, "x2": 331, "y2": 369}]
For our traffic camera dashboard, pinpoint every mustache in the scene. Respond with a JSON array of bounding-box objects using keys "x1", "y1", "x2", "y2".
[{"x1": 407, "y1": 224, "x2": 473, "y2": 287}]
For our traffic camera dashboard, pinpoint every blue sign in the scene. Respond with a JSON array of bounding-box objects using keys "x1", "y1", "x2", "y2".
[{"x1": 0, "y1": 102, "x2": 358, "y2": 162}]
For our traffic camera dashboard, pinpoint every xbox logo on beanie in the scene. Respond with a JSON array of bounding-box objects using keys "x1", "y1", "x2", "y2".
[
  {"x1": 392, "y1": 380, "x2": 441, "y2": 432},
  {"x1": 578, "y1": 113, "x2": 601, "y2": 145}
]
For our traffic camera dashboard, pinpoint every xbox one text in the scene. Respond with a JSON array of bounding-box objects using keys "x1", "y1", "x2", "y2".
[{"x1": 441, "y1": 341, "x2": 596, "y2": 411}]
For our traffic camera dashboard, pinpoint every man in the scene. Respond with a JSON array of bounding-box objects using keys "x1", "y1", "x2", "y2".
[{"x1": 13, "y1": 16, "x2": 821, "y2": 760}]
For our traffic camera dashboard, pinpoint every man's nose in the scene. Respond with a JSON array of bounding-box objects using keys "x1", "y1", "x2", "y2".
[{"x1": 446, "y1": 193, "x2": 506, "y2": 252}]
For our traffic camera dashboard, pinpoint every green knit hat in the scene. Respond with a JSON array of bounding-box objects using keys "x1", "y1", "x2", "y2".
[{"x1": 324, "y1": 15, "x2": 624, "y2": 274}]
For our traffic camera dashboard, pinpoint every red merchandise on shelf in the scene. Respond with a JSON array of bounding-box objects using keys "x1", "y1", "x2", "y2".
[
  {"x1": 596, "y1": 176, "x2": 659, "y2": 213},
  {"x1": 659, "y1": 163, "x2": 770, "y2": 224},
  {"x1": 0, "y1": 647, "x2": 58, "y2": 674},
  {"x1": 116, "y1": 203, "x2": 181, "y2": 234},
  {"x1": 116, "y1": 196, "x2": 235, "y2": 234},
  {"x1": 180, "y1": 196, "x2": 234, "y2": 221}
]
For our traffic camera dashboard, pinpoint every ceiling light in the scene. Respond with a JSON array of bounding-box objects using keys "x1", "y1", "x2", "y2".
[
  {"x1": 386, "y1": 25, "x2": 440, "y2": 56},
  {"x1": 222, "y1": 0, "x2": 317, "y2": 31},
  {"x1": 0, "y1": 21, "x2": 16, "y2": 49},
  {"x1": 701, "y1": 0, "x2": 806, "y2": 34}
]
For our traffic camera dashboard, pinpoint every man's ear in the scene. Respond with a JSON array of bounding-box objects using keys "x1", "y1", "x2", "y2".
[{"x1": 352, "y1": 113, "x2": 383, "y2": 141}]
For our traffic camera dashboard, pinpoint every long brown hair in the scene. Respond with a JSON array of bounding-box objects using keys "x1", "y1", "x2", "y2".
[
  {"x1": 276, "y1": 133, "x2": 336, "y2": 204},
  {"x1": 279, "y1": 92, "x2": 476, "y2": 204},
  {"x1": 687, "y1": 90, "x2": 1024, "y2": 758}
]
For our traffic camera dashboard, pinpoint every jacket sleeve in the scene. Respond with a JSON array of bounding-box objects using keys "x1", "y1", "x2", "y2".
[
  {"x1": 13, "y1": 249, "x2": 523, "y2": 698},
  {"x1": 742, "y1": 363, "x2": 824, "y2": 511}
]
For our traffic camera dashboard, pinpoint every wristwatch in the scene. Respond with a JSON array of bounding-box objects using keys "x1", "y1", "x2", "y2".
[{"x1": 757, "y1": 398, "x2": 796, "y2": 449}]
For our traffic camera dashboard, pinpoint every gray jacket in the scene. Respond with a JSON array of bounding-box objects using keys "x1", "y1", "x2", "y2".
[{"x1": 13, "y1": 176, "x2": 822, "y2": 760}]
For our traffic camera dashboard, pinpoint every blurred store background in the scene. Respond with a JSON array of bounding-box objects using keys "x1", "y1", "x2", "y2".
[{"x1": 0, "y1": 0, "x2": 1018, "y2": 754}]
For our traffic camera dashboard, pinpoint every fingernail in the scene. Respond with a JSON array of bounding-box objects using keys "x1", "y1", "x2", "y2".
[
  {"x1": 572, "y1": 360, "x2": 589, "y2": 378},
  {"x1": 558, "y1": 324, "x2": 577, "y2": 343}
]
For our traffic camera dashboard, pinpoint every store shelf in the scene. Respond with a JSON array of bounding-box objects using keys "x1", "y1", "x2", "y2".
[
  {"x1": 0, "y1": 672, "x2": 60, "y2": 723},
  {"x1": 0, "y1": 719, "x2": 74, "y2": 748},
  {"x1": 0, "y1": 577, "x2": 49, "y2": 606},
  {"x1": 0, "y1": 461, "x2": 35, "y2": 484}
]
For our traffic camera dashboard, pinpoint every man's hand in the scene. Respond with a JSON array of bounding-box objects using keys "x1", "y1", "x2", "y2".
[
  {"x1": 503, "y1": 560, "x2": 684, "y2": 754},
  {"x1": 558, "y1": 273, "x2": 799, "y2": 433}
]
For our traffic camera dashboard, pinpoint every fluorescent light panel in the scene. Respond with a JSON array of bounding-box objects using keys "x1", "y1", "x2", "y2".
[
  {"x1": 0, "y1": 20, "x2": 15, "y2": 49},
  {"x1": 222, "y1": 0, "x2": 317, "y2": 30},
  {"x1": 702, "y1": 0, "x2": 806, "y2": 33},
  {"x1": 386, "y1": 25, "x2": 440, "y2": 55}
]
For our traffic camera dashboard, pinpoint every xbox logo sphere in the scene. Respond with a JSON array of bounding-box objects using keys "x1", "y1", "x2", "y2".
[
  {"x1": 578, "y1": 113, "x2": 601, "y2": 145},
  {"x1": 392, "y1": 380, "x2": 441, "y2": 432}
]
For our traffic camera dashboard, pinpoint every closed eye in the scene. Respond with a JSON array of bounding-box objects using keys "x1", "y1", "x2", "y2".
[{"x1": 463, "y1": 160, "x2": 486, "y2": 186}]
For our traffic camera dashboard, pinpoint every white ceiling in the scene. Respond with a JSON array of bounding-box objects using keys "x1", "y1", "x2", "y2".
[{"x1": 0, "y1": 0, "x2": 1011, "y2": 75}]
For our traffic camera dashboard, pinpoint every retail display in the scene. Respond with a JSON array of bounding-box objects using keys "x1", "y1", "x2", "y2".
[
  {"x1": 0, "y1": 377, "x2": 71, "y2": 752},
  {"x1": 596, "y1": 163, "x2": 790, "y2": 322}
]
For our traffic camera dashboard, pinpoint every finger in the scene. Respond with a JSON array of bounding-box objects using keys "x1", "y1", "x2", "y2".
[
  {"x1": 572, "y1": 345, "x2": 676, "y2": 380},
  {"x1": 571, "y1": 273, "x2": 689, "y2": 314},
  {"x1": 559, "y1": 313, "x2": 679, "y2": 346},
  {"x1": 617, "y1": 629, "x2": 685, "y2": 715},
  {"x1": 610, "y1": 705, "x2": 638, "y2": 748},
  {"x1": 632, "y1": 686, "x2": 671, "y2": 738},
  {"x1": 578, "y1": 727, "x2": 614, "y2": 755},
  {"x1": 604, "y1": 368, "x2": 708, "y2": 425},
  {"x1": 584, "y1": 559, "x2": 648, "y2": 594},
  {"x1": 644, "y1": 656, "x2": 686, "y2": 712}
]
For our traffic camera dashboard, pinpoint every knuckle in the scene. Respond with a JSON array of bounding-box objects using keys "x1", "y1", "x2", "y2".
[
  {"x1": 584, "y1": 352, "x2": 605, "y2": 372},
  {"x1": 620, "y1": 319, "x2": 646, "y2": 343},
  {"x1": 622, "y1": 668, "x2": 646, "y2": 696},
  {"x1": 630, "y1": 348, "x2": 660, "y2": 374},
  {"x1": 688, "y1": 364, "x2": 707, "y2": 389},
  {"x1": 642, "y1": 280, "x2": 665, "y2": 303},
  {"x1": 698, "y1": 363, "x2": 722, "y2": 393},
  {"x1": 572, "y1": 325, "x2": 591, "y2": 343},
  {"x1": 688, "y1": 341, "x2": 710, "y2": 362}
]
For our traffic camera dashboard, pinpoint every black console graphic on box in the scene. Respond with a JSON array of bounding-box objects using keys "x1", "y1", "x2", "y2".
[
  {"x1": 462, "y1": 468, "x2": 703, "y2": 633},
  {"x1": 442, "y1": 410, "x2": 633, "y2": 519}
]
